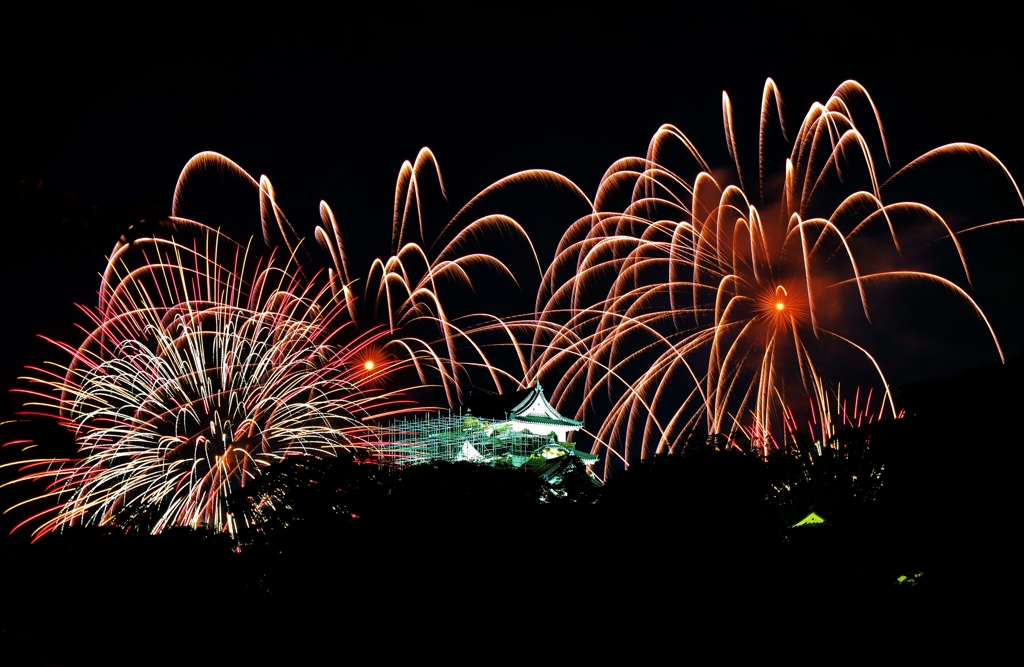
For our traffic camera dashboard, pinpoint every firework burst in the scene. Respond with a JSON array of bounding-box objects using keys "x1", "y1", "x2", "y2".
[
  {"x1": 4, "y1": 226, "x2": 403, "y2": 537},
  {"x1": 523, "y1": 80, "x2": 1021, "y2": 477},
  {"x1": 172, "y1": 149, "x2": 543, "y2": 407}
]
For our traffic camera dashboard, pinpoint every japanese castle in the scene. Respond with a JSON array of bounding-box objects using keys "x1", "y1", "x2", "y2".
[{"x1": 379, "y1": 384, "x2": 596, "y2": 476}]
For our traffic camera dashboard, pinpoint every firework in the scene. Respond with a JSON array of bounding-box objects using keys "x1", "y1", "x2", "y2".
[
  {"x1": 172, "y1": 150, "x2": 543, "y2": 407},
  {"x1": 523, "y1": 80, "x2": 1020, "y2": 477},
  {"x1": 4, "y1": 226, "x2": 403, "y2": 537}
]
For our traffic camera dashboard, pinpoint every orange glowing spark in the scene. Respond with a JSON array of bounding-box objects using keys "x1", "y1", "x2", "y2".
[{"x1": 364, "y1": 360, "x2": 375, "y2": 371}]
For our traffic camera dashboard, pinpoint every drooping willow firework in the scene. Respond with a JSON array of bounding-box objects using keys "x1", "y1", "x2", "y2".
[
  {"x1": 172, "y1": 149, "x2": 543, "y2": 407},
  {"x1": 522, "y1": 80, "x2": 1021, "y2": 477},
  {"x1": 4, "y1": 226, "x2": 405, "y2": 537}
]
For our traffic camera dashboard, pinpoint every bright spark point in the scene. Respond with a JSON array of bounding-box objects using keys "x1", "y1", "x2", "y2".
[
  {"x1": 364, "y1": 360, "x2": 375, "y2": 371},
  {"x1": 776, "y1": 302, "x2": 785, "y2": 311}
]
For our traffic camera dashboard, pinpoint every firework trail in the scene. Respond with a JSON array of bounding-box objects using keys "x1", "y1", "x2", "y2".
[
  {"x1": 2, "y1": 226, "x2": 408, "y2": 537},
  {"x1": 519, "y1": 80, "x2": 1020, "y2": 477}
]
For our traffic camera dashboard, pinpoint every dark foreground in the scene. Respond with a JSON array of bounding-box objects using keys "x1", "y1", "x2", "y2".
[{"x1": 3, "y1": 355, "x2": 1019, "y2": 663}]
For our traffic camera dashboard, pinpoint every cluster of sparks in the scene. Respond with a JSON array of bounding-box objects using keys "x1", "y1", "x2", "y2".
[{"x1": 4, "y1": 78, "x2": 1022, "y2": 529}]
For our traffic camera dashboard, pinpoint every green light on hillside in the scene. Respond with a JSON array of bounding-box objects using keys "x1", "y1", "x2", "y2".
[{"x1": 790, "y1": 511, "x2": 826, "y2": 527}]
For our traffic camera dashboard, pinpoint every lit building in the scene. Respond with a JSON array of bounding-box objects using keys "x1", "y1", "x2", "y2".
[{"x1": 378, "y1": 384, "x2": 596, "y2": 476}]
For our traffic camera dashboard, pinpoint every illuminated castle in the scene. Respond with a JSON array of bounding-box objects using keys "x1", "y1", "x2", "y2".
[{"x1": 379, "y1": 384, "x2": 596, "y2": 476}]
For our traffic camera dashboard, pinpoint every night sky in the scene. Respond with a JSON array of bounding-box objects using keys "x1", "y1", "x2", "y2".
[
  {"x1": 4, "y1": 9, "x2": 1023, "y2": 400},
  {"x1": 3, "y1": 13, "x2": 1021, "y2": 650}
]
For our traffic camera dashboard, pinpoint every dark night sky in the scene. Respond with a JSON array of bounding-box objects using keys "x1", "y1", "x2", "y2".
[{"x1": 3, "y1": 8, "x2": 1023, "y2": 398}]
